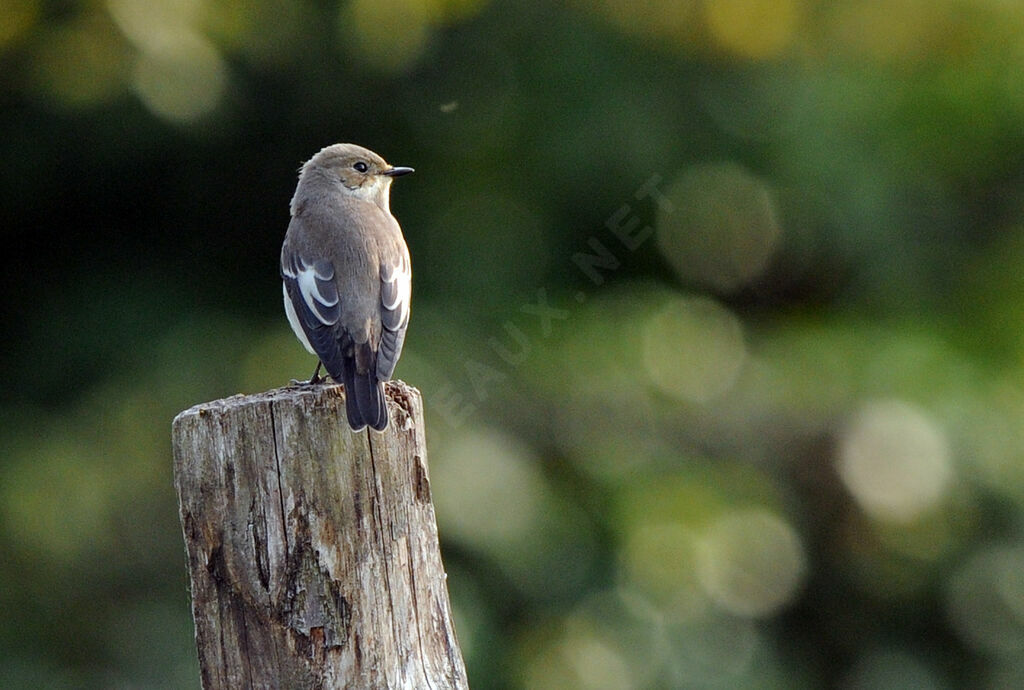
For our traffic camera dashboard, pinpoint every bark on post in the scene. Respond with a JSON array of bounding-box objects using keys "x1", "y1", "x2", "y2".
[{"x1": 171, "y1": 380, "x2": 468, "y2": 689}]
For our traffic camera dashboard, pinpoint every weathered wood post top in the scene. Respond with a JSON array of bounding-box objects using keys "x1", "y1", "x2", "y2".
[{"x1": 172, "y1": 380, "x2": 467, "y2": 689}]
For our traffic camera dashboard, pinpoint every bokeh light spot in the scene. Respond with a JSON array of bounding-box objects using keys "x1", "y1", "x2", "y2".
[
  {"x1": 107, "y1": 0, "x2": 203, "y2": 47},
  {"x1": 642, "y1": 295, "x2": 746, "y2": 403},
  {"x1": 131, "y1": 33, "x2": 228, "y2": 122},
  {"x1": 657, "y1": 162, "x2": 781, "y2": 293},
  {"x1": 666, "y1": 609, "x2": 762, "y2": 684},
  {"x1": 705, "y1": 0, "x2": 801, "y2": 60},
  {"x1": 838, "y1": 399, "x2": 952, "y2": 523},
  {"x1": 946, "y1": 545, "x2": 1024, "y2": 657},
  {"x1": 108, "y1": 0, "x2": 228, "y2": 121},
  {"x1": 583, "y1": 0, "x2": 700, "y2": 47},
  {"x1": 1, "y1": 439, "x2": 115, "y2": 562},
  {"x1": 519, "y1": 593, "x2": 656, "y2": 690},
  {"x1": 202, "y1": 0, "x2": 309, "y2": 68},
  {"x1": 695, "y1": 508, "x2": 806, "y2": 618},
  {"x1": 620, "y1": 523, "x2": 706, "y2": 621},
  {"x1": 824, "y1": 0, "x2": 955, "y2": 65},
  {"x1": 430, "y1": 0, "x2": 490, "y2": 22},
  {"x1": 429, "y1": 426, "x2": 594, "y2": 599},
  {"x1": 0, "y1": 0, "x2": 39, "y2": 48},
  {"x1": 432, "y1": 427, "x2": 545, "y2": 547},
  {"x1": 29, "y1": 17, "x2": 131, "y2": 108},
  {"x1": 339, "y1": 0, "x2": 431, "y2": 73},
  {"x1": 554, "y1": 628, "x2": 633, "y2": 690}
]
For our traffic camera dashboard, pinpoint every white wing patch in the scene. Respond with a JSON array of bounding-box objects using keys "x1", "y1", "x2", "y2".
[
  {"x1": 285, "y1": 259, "x2": 338, "y2": 326},
  {"x1": 283, "y1": 282, "x2": 316, "y2": 355},
  {"x1": 381, "y1": 252, "x2": 411, "y2": 330}
]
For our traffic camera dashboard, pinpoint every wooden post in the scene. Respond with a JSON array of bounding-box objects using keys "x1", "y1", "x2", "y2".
[{"x1": 171, "y1": 381, "x2": 468, "y2": 689}]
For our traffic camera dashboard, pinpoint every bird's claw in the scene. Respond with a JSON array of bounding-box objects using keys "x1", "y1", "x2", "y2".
[{"x1": 289, "y1": 377, "x2": 327, "y2": 386}]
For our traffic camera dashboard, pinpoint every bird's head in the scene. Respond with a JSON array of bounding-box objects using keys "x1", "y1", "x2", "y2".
[{"x1": 303, "y1": 143, "x2": 413, "y2": 213}]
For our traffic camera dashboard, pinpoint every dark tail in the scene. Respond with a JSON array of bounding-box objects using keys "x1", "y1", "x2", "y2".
[{"x1": 339, "y1": 358, "x2": 388, "y2": 432}]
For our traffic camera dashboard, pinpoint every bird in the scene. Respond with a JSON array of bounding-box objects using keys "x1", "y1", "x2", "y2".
[{"x1": 280, "y1": 143, "x2": 413, "y2": 432}]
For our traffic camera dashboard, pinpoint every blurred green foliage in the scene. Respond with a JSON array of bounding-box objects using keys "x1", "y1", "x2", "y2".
[{"x1": 3, "y1": 0, "x2": 1024, "y2": 687}]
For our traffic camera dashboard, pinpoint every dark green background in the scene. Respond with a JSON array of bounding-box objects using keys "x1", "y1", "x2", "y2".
[{"x1": 3, "y1": 0, "x2": 1024, "y2": 687}]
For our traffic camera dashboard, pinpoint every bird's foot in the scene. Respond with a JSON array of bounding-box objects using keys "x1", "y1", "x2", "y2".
[
  {"x1": 289, "y1": 375, "x2": 326, "y2": 386},
  {"x1": 290, "y1": 361, "x2": 326, "y2": 386}
]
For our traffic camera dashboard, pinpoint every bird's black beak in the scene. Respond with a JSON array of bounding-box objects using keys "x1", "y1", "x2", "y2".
[{"x1": 382, "y1": 166, "x2": 414, "y2": 177}]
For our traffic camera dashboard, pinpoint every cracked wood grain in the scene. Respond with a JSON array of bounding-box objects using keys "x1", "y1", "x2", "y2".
[{"x1": 172, "y1": 381, "x2": 468, "y2": 689}]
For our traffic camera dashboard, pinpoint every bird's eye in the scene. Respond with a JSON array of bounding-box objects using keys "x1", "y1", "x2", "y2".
[{"x1": 353, "y1": 161, "x2": 369, "y2": 173}]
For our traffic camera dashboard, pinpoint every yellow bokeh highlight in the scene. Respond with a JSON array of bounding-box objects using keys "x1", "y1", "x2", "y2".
[
  {"x1": 523, "y1": 623, "x2": 635, "y2": 690},
  {"x1": 203, "y1": 0, "x2": 309, "y2": 68},
  {"x1": 657, "y1": 162, "x2": 781, "y2": 294},
  {"x1": 825, "y1": 0, "x2": 955, "y2": 64},
  {"x1": 642, "y1": 295, "x2": 746, "y2": 404},
  {"x1": 695, "y1": 509, "x2": 806, "y2": 618},
  {"x1": 132, "y1": 34, "x2": 228, "y2": 123},
  {"x1": 339, "y1": 0, "x2": 432, "y2": 73},
  {"x1": 838, "y1": 399, "x2": 952, "y2": 524},
  {"x1": 705, "y1": 0, "x2": 801, "y2": 59},
  {"x1": 946, "y1": 546, "x2": 1024, "y2": 656},
  {"x1": 585, "y1": 0, "x2": 701, "y2": 46},
  {"x1": 431, "y1": 427, "x2": 553, "y2": 557},
  {"x1": 107, "y1": 0, "x2": 229, "y2": 122},
  {"x1": 426, "y1": 0, "x2": 489, "y2": 23},
  {"x1": 30, "y1": 16, "x2": 131, "y2": 108},
  {"x1": 1, "y1": 430, "x2": 130, "y2": 564},
  {"x1": 620, "y1": 523, "x2": 707, "y2": 621},
  {"x1": 106, "y1": 0, "x2": 203, "y2": 48},
  {"x1": 519, "y1": 608, "x2": 645, "y2": 690},
  {"x1": 0, "y1": 0, "x2": 39, "y2": 48}
]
